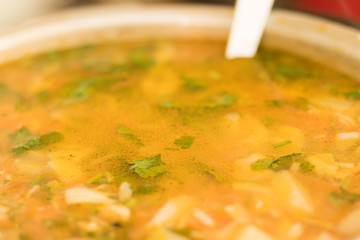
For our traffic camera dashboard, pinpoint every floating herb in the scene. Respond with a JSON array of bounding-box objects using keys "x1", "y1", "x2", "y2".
[
  {"x1": 272, "y1": 140, "x2": 292, "y2": 148},
  {"x1": 133, "y1": 185, "x2": 157, "y2": 194},
  {"x1": 266, "y1": 100, "x2": 286, "y2": 108},
  {"x1": 129, "y1": 154, "x2": 165, "y2": 178},
  {"x1": 204, "y1": 93, "x2": 237, "y2": 108},
  {"x1": 174, "y1": 136, "x2": 195, "y2": 149},
  {"x1": 10, "y1": 127, "x2": 63, "y2": 155},
  {"x1": 251, "y1": 153, "x2": 307, "y2": 172},
  {"x1": 181, "y1": 76, "x2": 207, "y2": 92},
  {"x1": 344, "y1": 91, "x2": 360, "y2": 100},
  {"x1": 118, "y1": 124, "x2": 144, "y2": 146}
]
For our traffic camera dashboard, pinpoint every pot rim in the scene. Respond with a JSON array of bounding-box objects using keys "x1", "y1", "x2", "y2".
[{"x1": 0, "y1": 3, "x2": 359, "y2": 79}]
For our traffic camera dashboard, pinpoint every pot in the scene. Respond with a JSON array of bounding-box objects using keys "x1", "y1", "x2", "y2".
[{"x1": 0, "y1": 4, "x2": 359, "y2": 79}]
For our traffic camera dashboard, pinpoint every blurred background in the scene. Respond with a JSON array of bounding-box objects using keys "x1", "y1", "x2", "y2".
[{"x1": 0, "y1": 0, "x2": 359, "y2": 33}]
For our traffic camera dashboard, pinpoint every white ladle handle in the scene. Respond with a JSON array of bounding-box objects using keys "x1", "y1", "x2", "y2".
[{"x1": 226, "y1": 0, "x2": 275, "y2": 59}]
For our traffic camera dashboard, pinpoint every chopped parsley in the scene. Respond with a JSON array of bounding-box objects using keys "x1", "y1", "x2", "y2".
[
  {"x1": 181, "y1": 76, "x2": 207, "y2": 92},
  {"x1": 266, "y1": 99, "x2": 286, "y2": 108},
  {"x1": 194, "y1": 160, "x2": 226, "y2": 182},
  {"x1": 118, "y1": 124, "x2": 144, "y2": 147},
  {"x1": 204, "y1": 93, "x2": 237, "y2": 108},
  {"x1": 174, "y1": 136, "x2": 195, "y2": 149},
  {"x1": 129, "y1": 154, "x2": 166, "y2": 178},
  {"x1": 250, "y1": 159, "x2": 273, "y2": 171},
  {"x1": 158, "y1": 101, "x2": 176, "y2": 109},
  {"x1": 344, "y1": 91, "x2": 360, "y2": 100},
  {"x1": 59, "y1": 77, "x2": 118, "y2": 104},
  {"x1": 133, "y1": 184, "x2": 157, "y2": 194},
  {"x1": 299, "y1": 161, "x2": 315, "y2": 172},
  {"x1": 86, "y1": 174, "x2": 109, "y2": 185},
  {"x1": 272, "y1": 140, "x2": 292, "y2": 148},
  {"x1": 251, "y1": 153, "x2": 313, "y2": 172},
  {"x1": 10, "y1": 127, "x2": 64, "y2": 155},
  {"x1": 293, "y1": 97, "x2": 310, "y2": 110},
  {"x1": 275, "y1": 65, "x2": 313, "y2": 79}
]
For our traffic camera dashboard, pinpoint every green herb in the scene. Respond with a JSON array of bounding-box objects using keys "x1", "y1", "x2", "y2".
[
  {"x1": 87, "y1": 174, "x2": 109, "y2": 185},
  {"x1": 326, "y1": 192, "x2": 347, "y2": 206},
  {"x1": 344, "y1": 91, "x2": 360, "y2": 100},
  {"x1": 42, "y1": 218, "x2": 67, "y2": 228},
  {"x1": 129, "y1": 57, "x2": 155, "y2": 69},
  {"x1": 194, "y1": 160, "x2": 226, "y2": 182},
  {"x1": 326, "y1": 189, "x2": 360, "y2": 206},
  {"x1": 40, "y1": 132, "x2": 64, "y2": 145},
  {"x1": 36, "y1": 91, "x2": 50, "y2": 103},
  {"x1": 3, "y1": 179, "x2": 10, "y2": 184},
  {"x1": 133, "y1": 184, "x2": 157, "y2": 194},
  {"x1": 250, "y1": 159, "x2": 273, "y2": 171},
  {"x1": 12, "y1": 138, "x2": 43, "y2": 155},
  {"x1": 294, "y1": 97, "x2": 310, "y2": 110},
  {"x1": 47, "y1": 50, "x2": 61, "y2": 61},
  {"x1": 129, "y1": 154, "x2": 165, "y2": 178},
  {"x1": 105, "y1": 64, "x2": 128, "y2": 74},
  {"x1": 59, "y1": 77, "x2": 118, "y2": 104},
  {"x1": 9, "y1": 127, "x2": 34, "y2": 145},
  {"x1": 275, "y1": 65, "x2": 313, "y2": 79},
  {"x1": 299, "y1": 161, "x2": 315, "y2": 172},
  {"x1": 10, "y1": 127, "x2": 64, "y2": 155},
  {"x1": 204, "y1": 93, "x2": 237, "y2": 108},
  {"x1": 118, "y1": 124, "x2": 144, "y2": 146},
  {"x1": 266, "y1": 100, "x2": 286, "y2": 108},
  {"x1": 272, "y1": 140, "x2": 292, "y2": 148},
  {"x1": 29, "y1": 175, "x2": 45, "y2": 187},
  {"x1": 174, "y1": 136, "x2": 195, "y2": 149},
  {"x1": 251, "y1": 153, "x2": 303, "y2": 171},
  {"x1": 170, "y1": 228, "x2": 193, "y2": 237},
  {"x1": 181, "y1": 76, "x2": 207, "y2": 92},
  {"x1": 158, "y1": 101, "x2": 176, "y2": 109},
  {"x1": 19, "y1": 234, "x2": 31, "y2": 240}
]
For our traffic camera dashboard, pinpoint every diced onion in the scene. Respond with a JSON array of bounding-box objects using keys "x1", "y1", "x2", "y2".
[
  {"x1": 65, "y1": 186, "x2": 113, "y2": 205},
  {"x1": 119, "y1": 182, "x2": 132, "y2": 202},
  {"x1": 337, "y1": 132, "x2": 360, "y2": 141},
  {"x1": 193, "y1": 208, "x2": 215, "y2": 227}
]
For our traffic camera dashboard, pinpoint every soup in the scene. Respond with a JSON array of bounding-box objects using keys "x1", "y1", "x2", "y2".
[{"x1": 0, "y1": 40, "x2": 360, "y2": 240}]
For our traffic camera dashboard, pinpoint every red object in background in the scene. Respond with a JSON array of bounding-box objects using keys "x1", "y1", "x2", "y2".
[{"x1": 290, "y1": 0, "x2": 360, "y2": 24}]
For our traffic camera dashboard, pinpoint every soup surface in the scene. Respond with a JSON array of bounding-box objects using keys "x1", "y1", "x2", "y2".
[{"x1": 0, "y1": 40, "x2": 360, "y2": 240}]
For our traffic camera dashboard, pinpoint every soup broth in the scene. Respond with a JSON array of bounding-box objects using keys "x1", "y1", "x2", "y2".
[{"x1": 0, "y1": 40, "x2": 360, "y2": 240}]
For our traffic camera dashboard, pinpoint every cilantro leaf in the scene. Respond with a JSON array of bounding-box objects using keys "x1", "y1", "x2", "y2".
[
  {"x1": 158, "y1": 101, "x2": 176, "y2": 109},
  {"x1": 250, "y1": 159, "x2": 273, "y2": 171},
  {"x1": 275, "y1": 65, "x2": 313, "y2": 79},
  {"x1": 193, "y1": 160, "x2": 226, "y2": 182},
  {"x1": 59, "y1": 77, "x2": 118, "y2": 104},
  {"x1": 12, "y1": 138, "x2": 43, "y2": 155},
  {"x1": 174, "y1": 136, "x2": 195, "y2": 149},
  {"x1": 133, "y1": 184, "x2": 157, "y2": 194},
  {"x1": 266, "y1": 100, "x2": 286, "y2": 108},
  {"x1": 129, "y1": 154, "x2": 165, "y2": 178},
  {"x1": 299, "y1": 161, "x2": 315, "y2": 172},
  {"x1": 181, "y1": 76, "x2": 207, "y2": 92},
  {"x1": 118, "y1": 124, "x2": 144, "y2": 146},
  {"x1": 204, "y1": 93, "x2": 237, "y2": 108},
  {"x1": 344, "y1": 91, "x2": 360, "y2": 100},
  {"x1": 9, "y1": 127, "x2": 35, "y2": 145},
  {"x1": 40, "y1": 132, "x2": 64, "y2": 144},
  {"x1": 293, "y1": 97, "x2": 310, "y2": 111},
  {"x1": 251, "y1": 153, "x2": 303, "y2": 172},
  {"x1": 10, "y1": 127, "x2": 64, "y2": 155},
  {"x1": 86, "y1": 174, "x2": 109, "y2": 185},
  {"x1": 272, "y1": 140, "x2": 292, "y2": 148}
]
